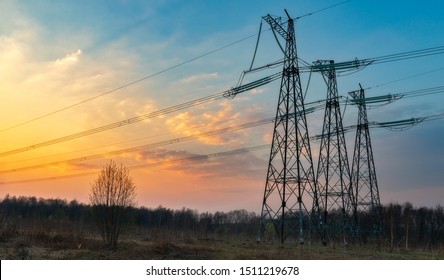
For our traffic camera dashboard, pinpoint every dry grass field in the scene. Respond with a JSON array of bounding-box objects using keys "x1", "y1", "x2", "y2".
[
  {"x1": 1, "y1": 197, "x2": 443, "y2": 260},
  {"x1": 1, "y1": 228, "x2": 443, "y2": 260}
]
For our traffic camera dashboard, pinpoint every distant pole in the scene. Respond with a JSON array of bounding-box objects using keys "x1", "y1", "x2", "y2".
[
  {"x1": 259, "y1": 12, "x2": 319, "y2": 244},
  {"x1": 315, "y1": 60, "x2": 354, "y2": 245},
  {"x1": 350, "y1": 85, "x2": 383, "y2": 240}
]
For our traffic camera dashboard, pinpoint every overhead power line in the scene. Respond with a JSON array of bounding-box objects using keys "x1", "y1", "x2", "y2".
[
  {"x1": 0, "y1": 98, "x2": 328, "y2": 174},
  {"x1": 346, "y1": 84, "x2": 444, "y2": 109},
  {"x1": 0, "y1": 1, "x2": 355, "y2": 134},
  {"x1": 0, "y1": 144, "x2": 270, "y2": 185},
  {"x1": 233, "y1": 45, "x2": 444, "y2": 104},
  {"x1": 367, "y1": 45, "x2": 444, "y2": 65},
  {"x1": 0, "y1": 33, "x2": 262, "y2": 134},
  {"x1": 0, "y1": 117, "x2": 276, "y2": 174},
  {"x1": 2, "y1": 84, "x2": 443, "y2": 171},
  {"x1": 313, "y1": 112, "x2": 444, "y2": 140},
  {"x1": 247, "y1": 45, "x2": 444, "y2": 74},
  {"x1": 0, "y1": 73, "x2": 280, "y2": 158},
  {"x1": 365, "y1": 67, "x2": 444, "y2": 90},
  {"x1": 2, "y1": 109, "x2": 443, "y2": 181},
  {"x1": 309, "y1": 45, "x2": 444, "y2": 73},
  {"x1": 295, "y1": 0, "x2": 352, "y2": 20}
]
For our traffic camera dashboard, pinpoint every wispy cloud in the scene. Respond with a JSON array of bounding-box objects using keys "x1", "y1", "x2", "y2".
[
  {"x1": 180, "y1": 72, "x2": 219, "y2": 84},
  {"x1": 54, "y1": 50, "x2": 82, "y2": 66}
]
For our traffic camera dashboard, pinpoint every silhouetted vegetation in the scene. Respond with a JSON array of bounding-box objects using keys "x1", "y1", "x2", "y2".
[
  {"x1": 0, "y1": 195, "x2": 443, "y2": 259},
  {"x1": 89, "y1": 160, "x2": 137, "y2": 250}
]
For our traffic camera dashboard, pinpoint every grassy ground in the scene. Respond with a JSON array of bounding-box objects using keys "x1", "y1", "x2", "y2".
[{"x1": 1, "y1": 229, "x2": 443, "y2": 260}]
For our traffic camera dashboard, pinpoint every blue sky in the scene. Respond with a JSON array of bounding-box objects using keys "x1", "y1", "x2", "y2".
[{"x1": 0, "y1": 0, "x2": 443, "y2": 211}]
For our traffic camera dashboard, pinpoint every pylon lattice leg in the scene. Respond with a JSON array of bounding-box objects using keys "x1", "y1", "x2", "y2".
[
  {"x1": 350, "y1": 86, "x2": 383, "y2": 241},
  {"x1": 315, "y1": 60, "x2": 354, "y2": 244},
  {"x1": 259, "y1": 14, "x2": 318, "y2": 244}
]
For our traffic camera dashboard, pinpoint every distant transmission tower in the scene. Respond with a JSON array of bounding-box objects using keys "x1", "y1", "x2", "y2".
[
  {"x1": 315, "y1": 60, "x2": 354, "y2": 244},
  {"x1": 259, "y1": 11, "x2": 319, "y2": 244},
  {"x1": 350, "y1": 85, "x2": 383, "y2": 240}
]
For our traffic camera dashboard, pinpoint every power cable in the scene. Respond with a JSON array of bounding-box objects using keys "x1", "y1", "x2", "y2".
[
  {"x1": 0, "y1": 73, "x2": 280, "y2": 158},
  {"x1": 0, "y1": 117, "x2": 276, "y2": 174},
  {"x1": 249, "y1": 21, "x2": 263, "y2": 71},
  {"x1": 8, "y1": 90, "x2": 442, "y2": 175},
  {"x1": 0, "y1": 99, "x2": 328, "y2": 174},
  {"x1": 347, "y1": 85, "x2": 444, "y2": 108},
  {"x1": 368, "y1": 45, "x2": 444, "y2": 65},
  {"x1": 4, "y1": 109, "x2": 263, "y2": 166},
  {"x1": 2, "y1": 104, "x2": 443, "y2": 179},
  {"x1": 4, "y1": 0, "x2": 350, "y2": 134},
  {"x1": 313, "y1": 112, "x2": 444, "y2": 140},
  {"x1": 365, "y1": 67, "x2": 444, "y2": 90},
  {"x1": 0, "y1": 144, "x2": 270, "y2": 185},
  {"x1": 298, "y1": 45, "x2": 444, "y2": 74},
  {"x1": 295, "y1": 0, "x2": 352, "y2": 20},
  {"x1": 0, "y1": 33, "x2": 262, "y2": 133}
]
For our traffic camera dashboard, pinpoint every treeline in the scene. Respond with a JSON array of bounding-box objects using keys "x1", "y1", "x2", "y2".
[
  {"x1": 383, "y1": 202, "x2": 444, "y2": 250},
  {"x1": 131, "y1": 206, "x2": 259, "y2": 238},
  {"x1": 0, "y1": 195, "x2": 443, "y2": 249},
  {"x1": 0, "y1": 195, "x2": 259, "y2": 241}
]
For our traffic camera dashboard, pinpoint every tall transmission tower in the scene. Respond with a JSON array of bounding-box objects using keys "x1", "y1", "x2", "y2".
[
  {"x1": 259, "y1": 11, "x2": 318, "y2": 244},
  {"x1": 349, "y1": 85, "x2": 383, "y2": 240},
  {"x1": 315, "y1": 60, "x2": 354, "y2": 244}
]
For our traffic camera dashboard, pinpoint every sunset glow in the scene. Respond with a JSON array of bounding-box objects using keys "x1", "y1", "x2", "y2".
[{"x1": 1, "y1": 0, "x2": 444, "y2": 212}]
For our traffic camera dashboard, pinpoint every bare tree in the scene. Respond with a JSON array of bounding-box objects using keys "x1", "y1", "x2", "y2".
[{"x1": 89, "y1": 160, "x2": 136, "y2": 250}]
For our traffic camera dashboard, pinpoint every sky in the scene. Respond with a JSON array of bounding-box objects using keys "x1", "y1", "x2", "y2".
[{"x1": 0, "y1": 0, "x2": 443, "y2": 212}]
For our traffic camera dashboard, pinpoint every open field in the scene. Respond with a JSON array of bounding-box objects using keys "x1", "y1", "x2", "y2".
[
  {"x1": 1, "y1": 196, "x2": 443, "y2": 259},
  {"x1": 1, "y1": 229, "x2": 443, "y2": 260}
]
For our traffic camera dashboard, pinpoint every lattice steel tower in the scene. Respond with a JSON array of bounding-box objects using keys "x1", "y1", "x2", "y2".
[
  {"x1": 315, "y1": 60, "x2": 354, "y2": 244},
  {"x1": 259, "y1": 11, "x2": 319, "y2": 244},
  {"x1": 350, "y1": 85, "x2": 383, "y2": 239}
]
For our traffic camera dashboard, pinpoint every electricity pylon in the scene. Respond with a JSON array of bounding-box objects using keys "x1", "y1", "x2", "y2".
[
  {"x1": 350, "y1": 85, "x2": 383, "y2": 240},
  {"x1": 259, "y1": 11, "x2": 319, "y2": 244},
  {"x1": 315, "y1": 60, "x2": 354, "y2": 245}
]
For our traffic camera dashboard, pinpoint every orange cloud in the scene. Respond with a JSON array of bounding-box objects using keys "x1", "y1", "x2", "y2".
[{"x1": 165, "y1": 101, "x2": 249, "y2": 146}]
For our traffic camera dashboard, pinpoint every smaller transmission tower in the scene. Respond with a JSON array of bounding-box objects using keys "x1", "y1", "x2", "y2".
[
  {"x1": 259, "y1": 11, "x2": 318, "y2": 244},
  {"x1": 350, "y1": 85, "x2": 383, "y2": 240},
  {"x1": 315, "y1": 60, "x2": 354, "y2": 244}
]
